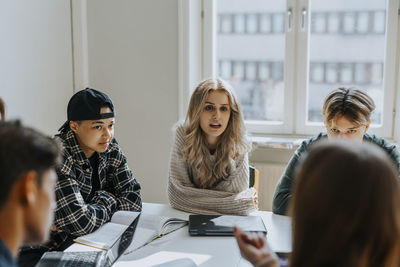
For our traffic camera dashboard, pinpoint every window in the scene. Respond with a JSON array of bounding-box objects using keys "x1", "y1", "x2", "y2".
[
  {"x1": 356, "y1": 12, "x2": 369, "y2": 33},
  {"x1": 341, "y1": 63, "x2": 353, "y2": 84},
  {"x1": 182, "y1": 0, "x2": 400, "y2": 138},
  {"x1": 212, "y1": 0, "x2": 287, "y2": 132},
  {"x1": 327, "y1": 13, "x2": 340, "y2": 33},
  {"x1": 312, "y1": 13, "x2": 326, "y2": 33},
  {"x1": 373, "y1": 11, "x2": 386, "y2": 33},
  {"x1": 260, "y1": 14, "x2": 272, "y2": 33},
  {"x1": 246, "y1": 14, "x2": 258, "y2": 34}
]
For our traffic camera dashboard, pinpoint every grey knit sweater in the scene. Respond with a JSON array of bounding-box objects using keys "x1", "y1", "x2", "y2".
[{"x1": 167, "y1": 123, "x2": 256, "y2": 215}]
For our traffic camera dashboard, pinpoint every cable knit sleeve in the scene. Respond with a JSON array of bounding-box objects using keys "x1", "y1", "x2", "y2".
[{"x1": 167, "y1": 124, "x2": 257, "y2": 215}]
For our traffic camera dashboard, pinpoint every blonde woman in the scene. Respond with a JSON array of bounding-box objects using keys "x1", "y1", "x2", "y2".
[{"x1": 167, "y1": 78, "x2": 257, "y2": 215}]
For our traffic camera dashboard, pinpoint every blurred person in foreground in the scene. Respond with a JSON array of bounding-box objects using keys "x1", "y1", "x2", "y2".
[{"x1": 236, "y1": 140, "x2": 400, "y2": 267}]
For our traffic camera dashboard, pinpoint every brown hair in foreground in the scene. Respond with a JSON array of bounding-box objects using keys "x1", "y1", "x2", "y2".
[
  {"x1": 0, "y1": 120, "x2": 62, "y2": 207},
  {"x1": 290, "y1": 140, "x2": 400, "y2": 267}
]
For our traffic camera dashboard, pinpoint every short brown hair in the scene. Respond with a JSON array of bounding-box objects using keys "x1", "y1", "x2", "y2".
[
  {"x1": 0, "y1": 120, "x2": 62, "y2": 207},
  {"x1": 290, "y1": 141, "x2": 400, "y2": 267},
  {"x1": 322, "y1": 88, "x2": 375, "y2": 127}
]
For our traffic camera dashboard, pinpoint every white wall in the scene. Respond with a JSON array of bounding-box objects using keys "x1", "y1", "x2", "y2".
[
  {"x1": 0, "y1": 0, "x2": 180, "y2": 204},
  {"x1": 0, "y1": 0, "x2": 73, "y2": 135},
  {"x1": 0, "y1": 0, "x2": 297, "y2": 209},
  {"x1": 85, "y1": 0, "x2": 179, "y2": 204}
]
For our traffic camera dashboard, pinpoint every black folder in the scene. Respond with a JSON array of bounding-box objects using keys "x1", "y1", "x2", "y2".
[{"x1": 188, "y1": 214, "x2": 267, "y2": 236}]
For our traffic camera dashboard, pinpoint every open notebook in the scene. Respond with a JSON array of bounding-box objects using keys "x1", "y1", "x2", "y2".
[{"x1": 74, "y1": 211, "x2": 188, "y2": 252}]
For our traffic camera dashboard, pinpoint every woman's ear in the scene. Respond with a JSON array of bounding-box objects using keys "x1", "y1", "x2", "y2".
[{"x1": 365, "y1": 119, "x2": 371, "y2": 132}]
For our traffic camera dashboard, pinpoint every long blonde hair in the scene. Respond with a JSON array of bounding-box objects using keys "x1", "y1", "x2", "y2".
[{"x1": 183, "y1": 78, "x2": 250, "y2": 189}]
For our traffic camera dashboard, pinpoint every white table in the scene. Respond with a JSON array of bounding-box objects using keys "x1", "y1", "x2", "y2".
[{"x1": 67, "y1": 203, "x2": 292, "y2": 266}]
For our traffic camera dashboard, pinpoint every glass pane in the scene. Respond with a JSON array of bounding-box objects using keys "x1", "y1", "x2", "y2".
[
  {"x1": 371, "y1": 63, "x2": 382, "y2": 84},
  {"x1": 308, "y1": 0, "x2": 387, "y2": 125},
  {"x1": 357, "y1": 12, "x2": 369, "y2": 33},
  {"x1": 233, "y1": 61, "x2": 244, "y2": 80},
  {"x1": 219, "y1": 15, "x2": 232, "y2": 34},
  {"x1": 216, "y1": 0, "x2": 286, "y2": 122},
  {"x1": 373, "y1": 11, "x2": 385, "y2": 33},
  {"x1": 310, "y1": 63, "x2": 325, "y2": 83},
  {"x1": 327, "y1": 13, "x2": 340, "y2": 33},
  {"x1": 354, "y1": 63, "x2": 367, "y2": 84},
  {"x1": 340, "y1": 63, "x2": 353, "y2": 84},
  {"x1": 245, "y1": 62, "x2": 257, "y2": 80},
  {"x1": 326, "y1": 63, "x2": 338, "y2": 83},
  {"x1": 234, "y1": 14, "x2": 246, "y2": 34},
  {"x1": 312, "y1": 13, "x2": 326, "y2": 33},
  {"x1": 259, "y1": 63, "x2": 270, "y2": 81},
  {"x1": 219, "y1": 60, "x2": 231, "y2": 80},
  {"x1": 260, "y1": 14, "x2": 271, "y2": 33},
  {"x1": 343, "y1": 13, "x2": 356, "y2": 33},
  {"x1": 272, "y1": 14, "x2": 285, "y2": 33},
  {"x1": 246, "y1": 14, "x2": 258, "y2": 34}
]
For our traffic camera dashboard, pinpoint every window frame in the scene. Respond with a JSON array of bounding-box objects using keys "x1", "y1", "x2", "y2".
[
  {"x1": 180, "y1": 0, "x2": 400, "y2": 140},
  {"x1": 295, "y1": 0, "x2": 399, "y2": 138}
]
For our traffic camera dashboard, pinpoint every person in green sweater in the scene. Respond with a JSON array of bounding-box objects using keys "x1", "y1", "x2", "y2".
[{"x1": 272, "y1": 87, "x2": 400, "y2": 215}]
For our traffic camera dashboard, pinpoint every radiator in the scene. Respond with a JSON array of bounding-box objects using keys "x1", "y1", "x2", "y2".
[{"x1": 251, "y1": 162, "x2": 286, "y2": 211}]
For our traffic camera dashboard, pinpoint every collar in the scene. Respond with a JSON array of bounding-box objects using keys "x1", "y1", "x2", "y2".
[
  {"x1": 0, "y1": 238, "x2": 16, "y2": 266},
  {"x1": 57, "y1": 130, "x2": 110, "y2": 163}
]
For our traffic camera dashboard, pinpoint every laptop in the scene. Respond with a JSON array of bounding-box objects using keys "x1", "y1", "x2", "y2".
[
  {"x1": 188, "y1": 215, "x2": 267, "y2": 236},
  {"x1": 36, "y1": 213, "x2": 140, "y2": 267}
]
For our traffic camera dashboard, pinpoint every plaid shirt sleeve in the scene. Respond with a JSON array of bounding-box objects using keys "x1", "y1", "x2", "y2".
[{"x1": 105, "y1": 140, "x2": 142, "y2": 212}]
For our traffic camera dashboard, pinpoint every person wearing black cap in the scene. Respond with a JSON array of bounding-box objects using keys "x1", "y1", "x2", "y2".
[{"x1": 18, "y1": 88, "x2": 142, "y2": 266}]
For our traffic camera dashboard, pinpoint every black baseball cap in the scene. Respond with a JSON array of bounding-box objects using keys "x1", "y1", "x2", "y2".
[{"x1": 58, "y1": 88, "x2": 115, "y2": 132}]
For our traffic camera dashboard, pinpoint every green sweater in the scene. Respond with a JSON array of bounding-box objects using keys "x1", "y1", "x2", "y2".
[{"x1": 272, "y1": 133, "x2": 400, "y2": 215}]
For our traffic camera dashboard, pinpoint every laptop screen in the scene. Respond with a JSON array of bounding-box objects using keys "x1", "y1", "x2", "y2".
[
  {"x1": 105, "y1": 213, "x2": 141, "y2": 265},
  {"x1": 36, "y1": 213, "x2": 141, "y2": 267}
]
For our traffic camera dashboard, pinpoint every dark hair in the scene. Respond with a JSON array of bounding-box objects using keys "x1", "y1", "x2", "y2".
[
  {"x1": 0, "y1": 120, "x2": 62, "y2": 207},
  {"x1": 290, "y1": 141, "x2": 400, "y2": 267},
  {"x1": 322, "y1": 88, "x2": 375, "y2": 127},
  {"x1": 0, "y1": 97, "x2": 5, "y2": 120}
]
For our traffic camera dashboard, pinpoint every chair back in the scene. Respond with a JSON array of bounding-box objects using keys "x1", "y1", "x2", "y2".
[{"x1": 249, "y1": 166, "x2": 260, "y2": 192}]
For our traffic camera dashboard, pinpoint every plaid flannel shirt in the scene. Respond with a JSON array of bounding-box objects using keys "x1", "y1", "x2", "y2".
[{"x1": 46, "y1": 129, "x2": 142, "y2": 250}]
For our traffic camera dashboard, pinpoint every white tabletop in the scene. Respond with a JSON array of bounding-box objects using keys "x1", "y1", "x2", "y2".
[{"x1": 67, "y1": 202, "x2": 292, "y2": 267}]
